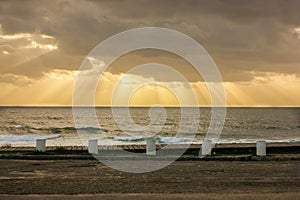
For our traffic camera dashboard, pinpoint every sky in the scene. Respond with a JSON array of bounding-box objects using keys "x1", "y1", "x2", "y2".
[{"x1": 0, "y1": 0, "x2": 300, "y2": 106}]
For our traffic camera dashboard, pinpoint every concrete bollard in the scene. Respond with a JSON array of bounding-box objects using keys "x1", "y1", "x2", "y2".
[
  {"x1": 256, "y1": 140, "x2": 266, "y2": 156},
  {"x1": 36, "y1": 139, "x2": 46, "y2": 152},
  {"x1": 146, "y1": 138, "x2": 156, "y2": 155},
  {"x1": 88, "y1": 139, "x2": 98, "y2": 155},
  {"x1": 201, "y1": 139, "x2": 212, "y2": 156}
]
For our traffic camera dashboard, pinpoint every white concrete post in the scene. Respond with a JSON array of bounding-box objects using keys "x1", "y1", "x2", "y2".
[
  {"x1": 36, "y1": 139, "x2": 46, "y2": 152},
  {"x1": 201, "y1": 139, "x2": 212, "y2": 156},
  {"x1": 146, "y1": 138, "x2": 156, "y2": 155},
  {"x1": 256, "y1": 141, "x2": 266, "y2": 156},
  {"x1": 88, "y1": 139, "x2": 98, "y2": 155}
]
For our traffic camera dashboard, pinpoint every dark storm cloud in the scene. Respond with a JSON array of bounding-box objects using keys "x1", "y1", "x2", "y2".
[{"x1": 0, "y1": 0, "x2": 300, "y2": 83}]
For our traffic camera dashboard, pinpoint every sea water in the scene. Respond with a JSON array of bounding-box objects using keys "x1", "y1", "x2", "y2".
[{"x1": 0, "y1": 107, "x2": 299, "y2": 146}]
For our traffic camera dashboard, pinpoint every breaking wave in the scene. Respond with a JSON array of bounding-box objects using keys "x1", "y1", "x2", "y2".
[{"x1": 0, "y1": 134, "x2": 61, "y2": 142}]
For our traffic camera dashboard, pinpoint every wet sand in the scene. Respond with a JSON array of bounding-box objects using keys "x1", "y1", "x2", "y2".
[{"x1": 0, "y1": 159, "x2": 299, "y2": 199}]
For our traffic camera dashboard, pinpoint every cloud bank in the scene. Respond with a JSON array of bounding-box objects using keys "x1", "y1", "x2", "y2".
[{"x1": 0, "y1": 0, "x2": 299, "y2": 106}]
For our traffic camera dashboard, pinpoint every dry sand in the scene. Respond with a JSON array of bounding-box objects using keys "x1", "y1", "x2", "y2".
[{"x1": 0, "y1": 159, "x2": 299, "y2": 199}]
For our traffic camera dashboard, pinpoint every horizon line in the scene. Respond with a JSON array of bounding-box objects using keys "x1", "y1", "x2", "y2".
[{"x1": 0, "y1": 105, "x2": 299, "y2": 108}]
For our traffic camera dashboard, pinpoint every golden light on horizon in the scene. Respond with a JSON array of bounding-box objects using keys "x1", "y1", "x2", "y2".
[
  {"x1": 0, "y1": 69, "x2": 299, "y2": 107},
  {"x1": 129, "y1": 84, "x2": 180, "y2": 106}
]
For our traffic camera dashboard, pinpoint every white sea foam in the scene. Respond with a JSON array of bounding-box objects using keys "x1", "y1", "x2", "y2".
[
  {"x1": 0, "y1": 134, "x2": 61, "y2": 142},
  {"x1": 112, "y1": 136, "x2": 146, "y2": 142},
  {"x1": 112, "y1": 136, "x2": 193, "y2": 144},
  {"x1": 157, "y1": 137, "x2": 193, "y2": 144},
  {"x1": 111, "y1": 136, "x2": 300, "y2": 144},
  {"x1": 217, "y1": 138, "x2": 300, "y2": 144},
  {"x1": 1, "y1": 135, "x2": 299, "y2": 147}
]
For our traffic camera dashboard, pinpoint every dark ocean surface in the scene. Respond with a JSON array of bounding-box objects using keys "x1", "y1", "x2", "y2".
[{"x1": 0, "y1": 107, "x2": 299, "y2": 146}]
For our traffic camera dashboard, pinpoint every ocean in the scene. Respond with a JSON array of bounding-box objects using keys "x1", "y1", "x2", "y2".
[{"x1": 0, "y1": 107, "x2": 299, "y2": 147}]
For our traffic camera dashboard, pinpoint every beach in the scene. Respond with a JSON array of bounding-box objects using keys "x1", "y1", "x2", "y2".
[
  {"x1": 0, "y1": 141, "x2": 299, "y2": 199},
  {"x1": 0, "y1": 159, "x2": 299, "y2": 199},
  {"x1": 0, "y1": 107, "x2": 299, "y2": 199}
]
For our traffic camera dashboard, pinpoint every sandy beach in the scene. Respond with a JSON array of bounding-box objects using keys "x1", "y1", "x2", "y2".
[{"x1": 0, "y1": 159, "x2": 299, "y2": 199}]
